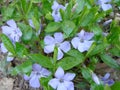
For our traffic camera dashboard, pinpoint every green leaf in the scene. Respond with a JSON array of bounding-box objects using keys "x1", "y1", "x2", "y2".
[
  {"x1": 18, "y1": 23, "x2": 33, "y2": 42},
  {"x1": 32, "y1": 16, "x2": 40, "y2": 31},
  {"x1": 100, "y1": 54, "x2": 120, "y2": 69},
  {"x1": 45, "y1": 22, "x2": 61, "y2": 33},
  {"x1": 91, "y1": 84, "x2": 104, "y2": 90},
  {"x1": 29, "y1": 54, "x2": 53, "y2": 68},
  {"x1": 1, "y1": 34, "x2": 15, "y2": 55},
  {"x1": 75, "y1": 0, "x2": 85, "y2": 14},
  {"x1": 89, "y1": 24, "x2": 102, "y2": 40},
  {"x1": 15, "y1": 42, "x2": 28, "y2": 58},
  {"x1": 57, "y1": 50, "x2": 84, "y2": 70},
  {"x1": 67, "y1": 49, "x2": 84, "y2": 60},
  {"x1": 81, "y1": 67, "x2": 92, "y2": 83},
  {"x1": 86, "y1": 43, "x2": 108, "y2": 57},
  {"x1": 111, "y1": 81, "x2": 120, "y2": 90},
  {"x1": 110, "y1": 47, "x2": 120, "y2": 57},
  {"x1": 11, "y1": 60, "x2": 32, "y2": 75},
  {"x1": 62, "y1": 20, "x2": 76, "y2": 38}
]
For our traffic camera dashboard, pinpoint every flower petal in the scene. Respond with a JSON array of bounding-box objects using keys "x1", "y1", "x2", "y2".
[
  {"x1": 83, "y1": 32, "x2": 94, "y2": 40},
  {"x1": 77, "y1": 30, "x2": 85, "y2": 39},
  {"x1": 54, "y1": 32, "x2": 64, "y2": 43},
  {"x1": 55, "y1": 67, "x2": 64, "y2": 79},
  {"x1": 0, "y1": 43, "x2": 8, "y2": 53},
  {"x1": 32, "y1": 64, "x2": 42, "y2": 72},
  {"x1": 1, "y1": 26, "x2": 14, "y2": 35},
  {"x1": 71, "y1": 37, "x2": 79, "y2": 49},
  {"x1": 28, "y1": 19, "x2": 35, "y2": 28},
  {"x1": 7, "y1": 52, "x2": 14, "y2": 62},
  {"x1": 52, "y1": 11, "x2": 62, "y2": 22},
  {"x1": 63, "y1": 73, "x2": 75, "y2": 81},
  {"x1": 52, "y1": 1, "x2": 59, "y2": 10},
  {"x1": 6, "y1": 19, "x2": 17, "y2": 28},
  {"x1": 101, "y1": 4, "x2": 112, "y2": 11},
  {"x1": 60, "y1": 41, "x2": 71, "y2": 53},
  {"x1": 44, "y1": 44, "x2": 55, "y2": 54},
  {"x1": 24, "y1": 74, "x2": 30, "y2": 81},
  {"x1": 57, "y1": 48, "x2": 64, "y2": 60},
  {"x1": 29, "y1": 75, "x2": 40, "y2": 88},
  {"x1": 48, "y1": 78, "x2": 59, "y2": 89},
  {"x1": 44, "y1": 35, "x2": 55, "y2": 45},
  {"x1": 92, "y1": 72, "x2": 100, "y2": 85},
  {"x1": 78, "y1": 40, "x2": 93, "y2": 52},
  {"x1": 78, "y1": 42, "x2": 87, "y2": 52},
  {"x1": 102, "y1": 73, "x2": 110, "y2": 81},
  {"x1": 57, "y1": 83, "x2": 67, "y2": 90},
  {"x1": 64, "y1": 81, "x2": 74, "y2": 90},
  {"x1": 41, "y1": 68, "x2": 51, "y2": 77}
]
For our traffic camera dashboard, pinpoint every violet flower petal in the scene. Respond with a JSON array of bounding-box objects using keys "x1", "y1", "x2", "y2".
[
  {"x1": 44, "y1": 44, "x2": 55, "y2": 54},
  {"x1": 29, "y1": 75, "x2": 40, "y2": 88},
  {"x1": 59, "y1": 41, "x2": 71, "y2": 53},
  {"x1": 44, "y1": 35, "x2": 55, "y2": 45},
  {"x1": 55, "y1": 67, "x2": 64, "y2": 79},
  {"x1": 0, "y1": 43, "x2": 8, "y2": 53},
  {"x1": 64, "y1": 81, "x2": 74, "y2": 90},
  {"x1": 32, "y1": 64, "x2": 42, "y2": 72},
  {"x1": 63, "y1": 73, "x2": 76, "y2": 81},
  {"x1": 71, "y1": 37, "x2": 79, "y2": 49},
  {"x1": 48, "y1": 78, "x2": 60, "y2": 89},
  {"x1": 57, "y1": 48, "x2": 64, "y2": 60},
  {"x1": 57, "y1": 83, "x2": 67, "y2": 90},
  {"x1": 6, "y1": 19, "x2": 17, "y2": 29},
  {"x1": 54, "y1": 32, "x2": 64, "y2": 43}
]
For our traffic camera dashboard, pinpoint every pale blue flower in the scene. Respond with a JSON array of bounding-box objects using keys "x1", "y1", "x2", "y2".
[
  {"x1": 0, "y1": 19, "x2": 22, "y2": 61},
  {"x1": 44, "y1": 32, "x2": 71, "y2": 60},
  {"x1": 24, "y1": 64, "x2": 51, "y2": 88},
  {"x1": 98, "y1": 0, "x2": 112, "y2": 11},
  {"x1": 51, "y1": 1, "x2": 67, "y2": 22},
  {"x1": 49, "y1": 67, "x2": 75, "y2": 90},
  {"x1": 71, "y1": 30, "x2": 94, "y2": 52},
  {"x1": 1, "y1": 19, "x2": 22, "y2": 43}
]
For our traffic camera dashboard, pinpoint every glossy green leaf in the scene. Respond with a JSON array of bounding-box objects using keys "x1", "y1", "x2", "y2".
[
  {"x1": 29, "y1": 54, "x2": 53, "y2": 68},
  {"x1": 57, "y1": 50, "x2": 84, "y2": 70},
  {"x1": 62, "y1": 20, "x2": 76, "y2": 38},
  {"x1": 15, "y1": 42, "x2": 28, "y2": 58},
  {"x1": 1, "y1": 34, "x2": 15, "y2": 55},
  {"x1": 45, "y1": 22, "x2": 61, "y2": 33},
  {"x1": 100, "y1": 54, "x2": 120, "y2": 69}
]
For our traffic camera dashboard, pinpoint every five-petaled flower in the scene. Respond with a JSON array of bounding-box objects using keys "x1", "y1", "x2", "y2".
[
  {"x1": 71, "y1": 30, "x2": 94, "y2": 52},
  {"x1": 97, "y1": 0, "x2": 112, "y2": 11},
  {"x1": 44, "y1": 32, "x2": 71, "y2": 60},
  {"x1": 51, "y1": 1, "x2": 67, "y2": 22},
  {"x1": 49, "y1": 67, "x2": 75, "y2": 90},
  {"x1": 0, "y1": 19, "x2": 22, "y2": 61},
  {"x1": 24, "y1": 64, "x2": 51, "y2": 88}
]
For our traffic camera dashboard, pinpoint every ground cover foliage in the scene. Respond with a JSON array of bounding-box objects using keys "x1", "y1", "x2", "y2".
[{"x1": 0, "y1": 0, "x2": 120, "y2": 90}]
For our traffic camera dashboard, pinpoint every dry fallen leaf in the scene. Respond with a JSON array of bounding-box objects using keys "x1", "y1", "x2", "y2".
[{"x1": 0, "y1": 77, "x2": 14, "y2": 90}]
